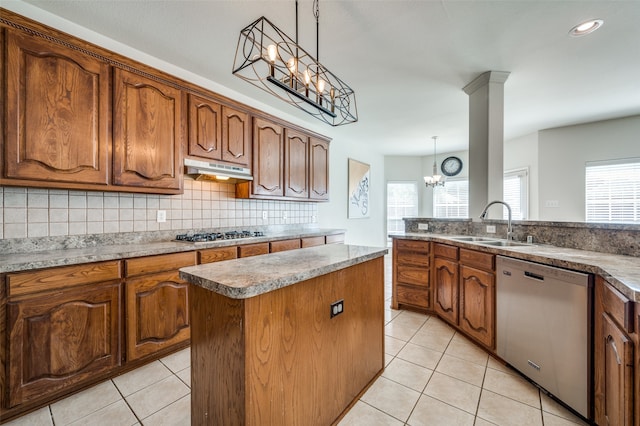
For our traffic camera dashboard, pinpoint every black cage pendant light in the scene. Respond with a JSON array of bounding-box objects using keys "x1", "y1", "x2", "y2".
[{"x1": 232, "y1": 0, "x2": 358, "y2": 126}]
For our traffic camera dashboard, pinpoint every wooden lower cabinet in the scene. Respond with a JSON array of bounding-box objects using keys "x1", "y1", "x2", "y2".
[
  {"x1": 433, "y1": 257, "x2": 459, "y2": 325},
  {"x1": 6, "y1": 282, "x2": 122, "y2": 407},
  {"x1": 124, "y1": 252, "x2": 195, "y2": 361},
  {"x1": 238, "y1": 242, "x2": 270, "y2": 257},
  {"x1": 459, "y1": 265, "x2": 494, "y2": 349},
  {"x1": 301, "y1": 236, "x2": 325, "y2": 248},
  {"x1": 270, "y1": 238, "x2": 301, "y2": 253},
  {"x1": 392, "y1": 239, "x2": 431, "y2": 311},
  {"x1": 594, "y1": 277, "x2": 636, "y2": 426}
]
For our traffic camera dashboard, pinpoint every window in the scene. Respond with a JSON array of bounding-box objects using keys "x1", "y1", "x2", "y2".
[
  {"x1": 504, "y1": 168, "x2": 528, "y2": 220},
  {"x1": 432, "y1": 171, "x2": 528, "y2": 219},
  {"x1": 387, "y1": 182, "x2": 419, "y2": 236},
  {"x1": 433, "y1": 179, "x2": 468, "y2": 218},
  {"x1": 586, "y1": 159, "x2": 640, "y2": 223}
]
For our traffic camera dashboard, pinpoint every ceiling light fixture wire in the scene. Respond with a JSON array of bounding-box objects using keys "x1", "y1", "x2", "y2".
[{"x1": 232, "y1": 0, "x2": 358, "y2": 126}]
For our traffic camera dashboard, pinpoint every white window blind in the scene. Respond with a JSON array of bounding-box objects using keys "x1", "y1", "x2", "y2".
[
  {"x1": 504, "y1": 168, "x2": 528, "y2": 220},
  {"x1": 434, "y1": 179, "x2": 468, "y2": 218},
  {"x1": 387, "y1": 182, "x2": 419, "y2": 234},
  {"x1": 586, "y1": 159, "x2": 640, "y2": 223}
]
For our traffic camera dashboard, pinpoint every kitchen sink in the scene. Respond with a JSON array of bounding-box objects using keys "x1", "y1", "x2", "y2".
[
  {"x1": 477, "y1": 240, "x2": 531, "y2": 247},
  {"x1": 447, "y1": 236, "x2": 498, "y2": 242}
]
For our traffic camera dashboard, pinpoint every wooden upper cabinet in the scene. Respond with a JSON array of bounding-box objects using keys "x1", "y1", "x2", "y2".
[
  {"x1": 113, "y1": 68, "x2": 183, "y2": 193},
  {"x1": 187, "y1": 94, "x2": 250, "y2": 168},
  {"x1": 188, "y1": 93, "x2": 222, "y2": 160},
  {"x1": 309, "y1": 137, "x2": 330, "y2": 200},
  {"x1": 3, "y1": 30, "x2": 110, "y2": 186},
  {"x1": 251, "y1": 118, "x2": 284, "y2": 197},
  {"x1": 222, "y1": 106, "x2": 250, "y2": 167},
  {"x1": 284, "y1": 129, "x2": 309, "y2": 198}
]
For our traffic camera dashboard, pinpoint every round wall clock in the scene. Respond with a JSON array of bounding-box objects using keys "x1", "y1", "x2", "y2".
[{"x1": 441, "y1": 156, "x2": 463, "y2": 177}]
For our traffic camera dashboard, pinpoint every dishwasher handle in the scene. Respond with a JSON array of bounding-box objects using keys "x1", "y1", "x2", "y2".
[{"x1": 524, "y1": 270, "x2": 544, "y2": 281}]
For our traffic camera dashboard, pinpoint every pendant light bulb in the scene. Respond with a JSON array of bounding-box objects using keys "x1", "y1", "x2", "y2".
[
  {"x1": 287, "y1": 57, "x2": 297, "y2": 74},
  {"x1": 317, "y1": 78, "x2": 325, "y2": 93},
  {"x1": 267, "y1": 44, "x2": 278, "y2": 62}
]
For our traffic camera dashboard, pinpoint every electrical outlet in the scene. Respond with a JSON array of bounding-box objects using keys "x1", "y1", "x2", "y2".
[
  {"x1": 418, "y1": 223, "x2": 429, "y2": 230},
  {"x1": 262, "y1": 211, "x2": 268, "y2": 220},
  {"x1": 545, "y1": 200, "x2": 559, "y2": 208},
  {"x1": 156, "y1": 210, "x2": 167, "y2": 223},
  {"x1": 486, "y1": 225, "x2": 496, "y2": 233},
  {"x1": 330, "y1": 299, "x2": 344, "y2": 318}
]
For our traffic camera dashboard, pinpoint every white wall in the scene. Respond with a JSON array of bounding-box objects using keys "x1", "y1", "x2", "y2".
[
  {"x1": 504, "y1": 132, "x2": 539, "y2": 219},
  {"x1": 538, "y1": 115, "x2": 640, "y2": 221},
  {"x1": 318, "y1": 139, "x2": 386, "y2": 247}
]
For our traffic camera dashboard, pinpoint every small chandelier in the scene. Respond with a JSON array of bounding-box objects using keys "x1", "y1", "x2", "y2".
[
  {"x1": 232, "y1": 0, "x2": 358, "y2": 126},
  {"x1": 424, "y1": 136, "x2": 445, "y2": 188}
]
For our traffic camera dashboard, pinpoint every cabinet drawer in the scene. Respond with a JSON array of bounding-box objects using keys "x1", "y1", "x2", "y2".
[
  {"x1": 126, "y1": 252, "x2": 196, "y2": 277},
  {"x1": 7, "y1": 261, "x2": 121, "y2": 297},
  {"x1": 396, "y1": 265, "x2": 430, "y2": 287},
  {"x1": 599, "y1": 277, "x2": 634, "y2": 333},
  {"x1": 434, "y1": 243, "x2": 459, "y2": 260},
  {"x1": 396, "y1": 284, "x2": 429, "y2": 309},
  {"x1": 459, "y1": 248, "x2": 494, "y2": 271},
  {"x1": 396, "y1": 239, "x2": 430, "y2": 254},
  {"x1": 301, "y1": 236, "x2": 325, "y2": 248},
  {"x1": 270, "y1": 239, "x2": 301, "y2": 253},
  {"x1": 325, "y1": 233, "x2": 345, "y2": 244},
  {"x1": 198, "y1": 246, "x2": 238, "y2": 264},
  {"x1": 238, "y1": 243, "x2": 270, "y2": 258}
]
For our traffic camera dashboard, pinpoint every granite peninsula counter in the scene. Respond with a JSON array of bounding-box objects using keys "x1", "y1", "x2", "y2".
[{"x1": 179, "y1": 244, "x2": 388, "y2": 426}]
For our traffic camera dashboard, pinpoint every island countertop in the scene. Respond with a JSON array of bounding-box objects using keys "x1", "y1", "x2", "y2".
[{"x1": 179, "y1": 244, "x2": 388, "y2": 299}]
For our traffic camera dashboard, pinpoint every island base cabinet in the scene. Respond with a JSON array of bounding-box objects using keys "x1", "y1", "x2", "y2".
[
  {"x1": 6, "y1": 283, "x2": 122, "y2": 407},
  {"x1": 189, "y1": 257, "x2": 384, "y2": 425}
]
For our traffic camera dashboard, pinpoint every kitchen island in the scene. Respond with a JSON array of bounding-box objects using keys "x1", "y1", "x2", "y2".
[{"x1": 179, "y1": 244, "x2": 387, "y2": 426}]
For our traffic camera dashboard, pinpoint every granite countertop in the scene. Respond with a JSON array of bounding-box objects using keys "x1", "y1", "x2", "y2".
[
  {"x1": 0, "y1": 229, "x2": 345, "y2": 273},
  {"x1": 179, "y1": 244, "x2": 388, "y2": 299},
  {"x1": 392, "y1": 233, "x2": 640, "y2": 302}
]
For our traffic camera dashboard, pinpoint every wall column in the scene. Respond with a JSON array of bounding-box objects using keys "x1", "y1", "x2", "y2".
[{"x1": 463, "y1": 71, "x2": 510, "y2": 218}]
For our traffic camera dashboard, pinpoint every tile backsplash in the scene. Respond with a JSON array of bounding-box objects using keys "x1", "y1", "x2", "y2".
[{"x1": 0, "y1": 178, "x2": 318, "y2": 240}]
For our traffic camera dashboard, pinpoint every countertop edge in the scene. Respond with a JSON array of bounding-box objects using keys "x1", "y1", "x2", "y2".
[
  {"x1": 391, "y1": 233, "x2": 640, "y2": 303},
  {"x1": 0, "y1": 229, "x2": 346, "y2": 273},
  {"x1": 179, "y1": 245, "x2": 388, "y2": 299}
]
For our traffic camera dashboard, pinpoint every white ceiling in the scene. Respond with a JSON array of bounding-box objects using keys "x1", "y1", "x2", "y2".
[{"x1": 8, "y1": 0, "x2": 640, "y2": 156}]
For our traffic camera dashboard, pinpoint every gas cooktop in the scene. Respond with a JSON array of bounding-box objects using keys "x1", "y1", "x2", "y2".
[{"x1": 175, "y1": 230, "x2": 264, "y2": 243}]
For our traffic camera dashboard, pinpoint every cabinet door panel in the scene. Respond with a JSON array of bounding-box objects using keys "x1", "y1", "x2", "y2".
[
  {"x1": 459, "y1": 265, "x2": 494, "y2": 348},
  {"x1": 309, "y1": 138, "x2": 330, "y2": 200},
  {"x1": 188, "y1": 93, "x2": 222, "y2": 160},
  {"x1": 113, "y1": 68, "x2": 183, "y2": 192},
  {"x1": 5, "y1": 30, "x2": 110, "y2": 185},
  {"x1": 434, "y1": 258, "x2": 459, "y2": 325},
  {"x1": 601, "y1": 312, "x2": 634, "y2": 426},
  {"x1": 252, "y1": 118, "x2": 284, "y2": 196},
  {"x1": 284, "y1": 129, "x2": 309, "y2": 198},
  {"x1": 222, "y1": 106, "x2": 251, "y2": 167},
  {"x1": 7, "y1": 283, "x2": 121, "y2": 407},
  {"x1": 126, "y1": 271, "x2": 190, "y2": 361}
]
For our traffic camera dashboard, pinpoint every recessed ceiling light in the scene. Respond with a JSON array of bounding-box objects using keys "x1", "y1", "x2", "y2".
[{"x1": 569, "y1": 19, "x2": 604, "y2": 37}]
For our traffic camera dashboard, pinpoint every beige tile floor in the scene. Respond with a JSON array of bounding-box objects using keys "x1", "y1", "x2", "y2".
[{"x1": 5, "y1": 255, "x2": 589, "y2": 425}]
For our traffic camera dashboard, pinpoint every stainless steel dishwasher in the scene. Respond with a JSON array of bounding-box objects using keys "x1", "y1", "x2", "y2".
[{"x1": 496, "y1": 256, "x2": 592, "y2": 419}]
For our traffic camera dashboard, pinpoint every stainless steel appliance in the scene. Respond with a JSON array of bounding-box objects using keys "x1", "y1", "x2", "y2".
[{"x1": 496, "y1": 256, "x2": 592, "y2": 419}]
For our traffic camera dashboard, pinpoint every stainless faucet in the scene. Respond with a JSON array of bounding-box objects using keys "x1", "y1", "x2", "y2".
[{"x1": 480, "y1": 200, "x2": 513, "y2": 240}]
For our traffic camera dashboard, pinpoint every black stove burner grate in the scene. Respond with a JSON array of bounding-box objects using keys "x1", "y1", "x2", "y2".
[{"x1": 176, "y1": 230, "x2": 265, "y2": 242}]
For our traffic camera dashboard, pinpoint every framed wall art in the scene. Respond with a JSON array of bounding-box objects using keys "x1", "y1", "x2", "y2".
[{"x1": 348, "y1": 158, "x2": 370, "y2": 219}]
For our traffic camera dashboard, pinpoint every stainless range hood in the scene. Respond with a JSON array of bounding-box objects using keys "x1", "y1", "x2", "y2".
[{"x1": 184, "y1": 158, "x2": 253, "y2": 182}]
